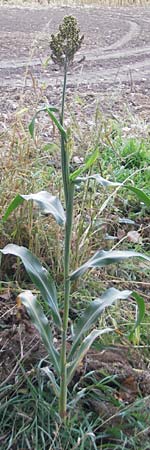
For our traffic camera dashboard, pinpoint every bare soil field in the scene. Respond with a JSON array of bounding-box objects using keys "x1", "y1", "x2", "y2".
[{"x1": 0, "y1": 5, "x2": 150, "y2": 129}]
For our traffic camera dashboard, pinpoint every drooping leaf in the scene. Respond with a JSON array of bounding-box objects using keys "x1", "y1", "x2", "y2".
[
  {"x1": 17, "y1": 290, "x2": 60, "y2": 375},
  {"x1": 2, "y1": 191, "x2": 66, "y2": 226},
  {"x1": 0, "y1": 244, "x2": 62, "y2": 329},
  {"x1": 67, "y1": 328, "x2": 111, "y2": 384},
  {"x1": 129, "y1": 291, "x2": 145, "y2": 339},
  {"x1": 68, "y1": 288, "x2": 132, "y2": 360},
  {"x1": 125, "y1": 186, "x2": 150, "y2": 208},
  {"x1": 29, "y1": 105, "x2": 66, "y2": 139},
  {"x1": 70, "y1": 249, "x2": 150, "y2": 280},
  {"x1": 74, "y1": 174, "x2": 120, "y2": 187}
]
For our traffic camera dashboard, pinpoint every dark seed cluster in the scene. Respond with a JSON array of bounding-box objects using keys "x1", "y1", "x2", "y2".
[{"x1": 50, "y1": 16, "x2": 84, "y2": 67}]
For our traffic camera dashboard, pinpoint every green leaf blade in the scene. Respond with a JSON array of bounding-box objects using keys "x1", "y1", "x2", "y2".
[
  {"x1": 70, "y1": 249, "x2": 150, "y2": 280},
  {"x1": 29, "y1": 116, "x2": 36, "y2": 138},
  {"x1": 129, "y1": 291, "x2": 145, "y2": 340},
  {"x1": 22, "y1": 191, "x2": 66, "y2": 226},
  {"x1": 41, "y1": 367, "x2": 60, "y2": 397},
  {"x1": 67, "y1": 328, "x2": 111, "y2": 384},
  {"x1": 1, "y1": 244, "x2": 62, "y2": 329},
  {"x1": 132, "y1": 291, "x2": 145, "y2": 326},
  {"x1": 69, "y1": 288, "x2": 132, "y2": 360},
  {"x1": 70, "y1": 147, "x2": 99, "y2": 182},
  {"x1": 2, "y1": 191, "x2": 66, "y2": 226},
  {"x1": 29, "y1": 105, "x2": 59, "y2": 138},
  {"x1": 125, "y1": 186, "x2": 150, "y2": 208},
  {"x1": 46, "y1": 107, "x2": 66, "y2": 138},
  {"x1": 18, "y1": 290, "x2": 60, "y2": 375},
  {"x1": 2, "y1": 194, "x2": 24, "y2": 222}
]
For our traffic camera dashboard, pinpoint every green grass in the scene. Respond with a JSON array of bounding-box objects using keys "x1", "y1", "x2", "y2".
[{"x1": 1, "y1": 367, "x2": 150, "y2": 449}]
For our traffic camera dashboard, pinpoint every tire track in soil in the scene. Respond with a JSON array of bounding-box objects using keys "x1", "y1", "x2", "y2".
[
  {"x1": 2, "y1": 42, "x2": 150, "y2": 68},
  {"x1": 99, "y1": 20, "x2": 140, "y2": 51},
  {"x1": 0, "y1": 6, "x2": 150, "y2": 118}
]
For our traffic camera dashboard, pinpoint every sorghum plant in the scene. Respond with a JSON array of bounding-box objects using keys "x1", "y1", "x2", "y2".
[{"x1": 1, "y1": 16, "x2": 150, "y2": 420}]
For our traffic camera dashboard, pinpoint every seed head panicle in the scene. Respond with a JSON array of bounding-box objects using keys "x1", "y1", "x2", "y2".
[{"x1": 50, "y1": 16, "x2": 84, "y2": 67}]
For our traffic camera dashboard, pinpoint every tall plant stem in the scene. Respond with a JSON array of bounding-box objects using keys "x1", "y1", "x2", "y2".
[
  {"x1": 61, "y1": 57, "x2": 67, "y2": 125},
  {"x1": 59, "y1": 58, "x2": 75, "y2": 419},
  {"x1": 59, "y1": 183, "x2": 74, "y2": 419},
  {"x1": 60, "y1": 58, "x2": 69, "y2": 206}
]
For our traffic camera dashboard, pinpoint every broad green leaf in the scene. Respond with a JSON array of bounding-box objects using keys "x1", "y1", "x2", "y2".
[
  {"x1": 129, "y1": 291, "x2": 145, "y2": 339},
  {"x1": 67, "y1": 328, "x2": 111, "y2": 384},
  {"x1": 68, "y1": 288, "x2": 132, "y2": 360},
  {"x1": 73, "y1": 174, "x2": 120, "y2": 187},
  {"x1": 0, "y1": 244, "x2": 62, "y2": 329},
  {"x1": 29, "y1": 105, "x2": 66, "y2": 139},
  {"x1": 125, "y1": 186, "x2": 150, "y2": 208},
  {"x1": 2, "y1": 191, "x2": 66, "y2": 226},
  {"x1": 70, "y1": 147, "x2": 99, "y2": 181},
  {"x1": 70, "y1": 249, "x2": 150, "y2": 280},
  {"x1": 18, "y1": 291, "x2": 60, "y2": 375}
]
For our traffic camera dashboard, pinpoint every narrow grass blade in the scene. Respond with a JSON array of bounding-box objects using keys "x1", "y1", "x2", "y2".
[
  {"x1": 132, "y1": 291, "x2": 145, "y2": 326},
  {"x1": 0, "y1": 244, "x2": 62, "y2": 329},
  {"x1": 129, "y1": 291, "x2": 145, "y2": 339},
  {"x1": 67, "y1": 328, "x2": 111, "y2": 384},
  {"x1": 68, "y1": 288, "x2": 132, "y2": 360},
  {"x1": 2, "y1": 191, "x2": 66, "y2": 226},
  {"x1": 70, "y1": 249, "x2": 150, "y2": 280},
  {"x1": 125, "y1": 186, "x2": 150, "y2": 208},
  {"x1": 18, "y1": 290, "x2": 60, "y2": 375}
]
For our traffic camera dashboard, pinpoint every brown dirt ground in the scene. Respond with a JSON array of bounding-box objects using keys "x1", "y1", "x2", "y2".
[
  {"x1": 0, "y1": 5, "x2": 150, "y2": 128},
  {"x1": 1, "y1": 292, "x2": 150, "y2": 398}
]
